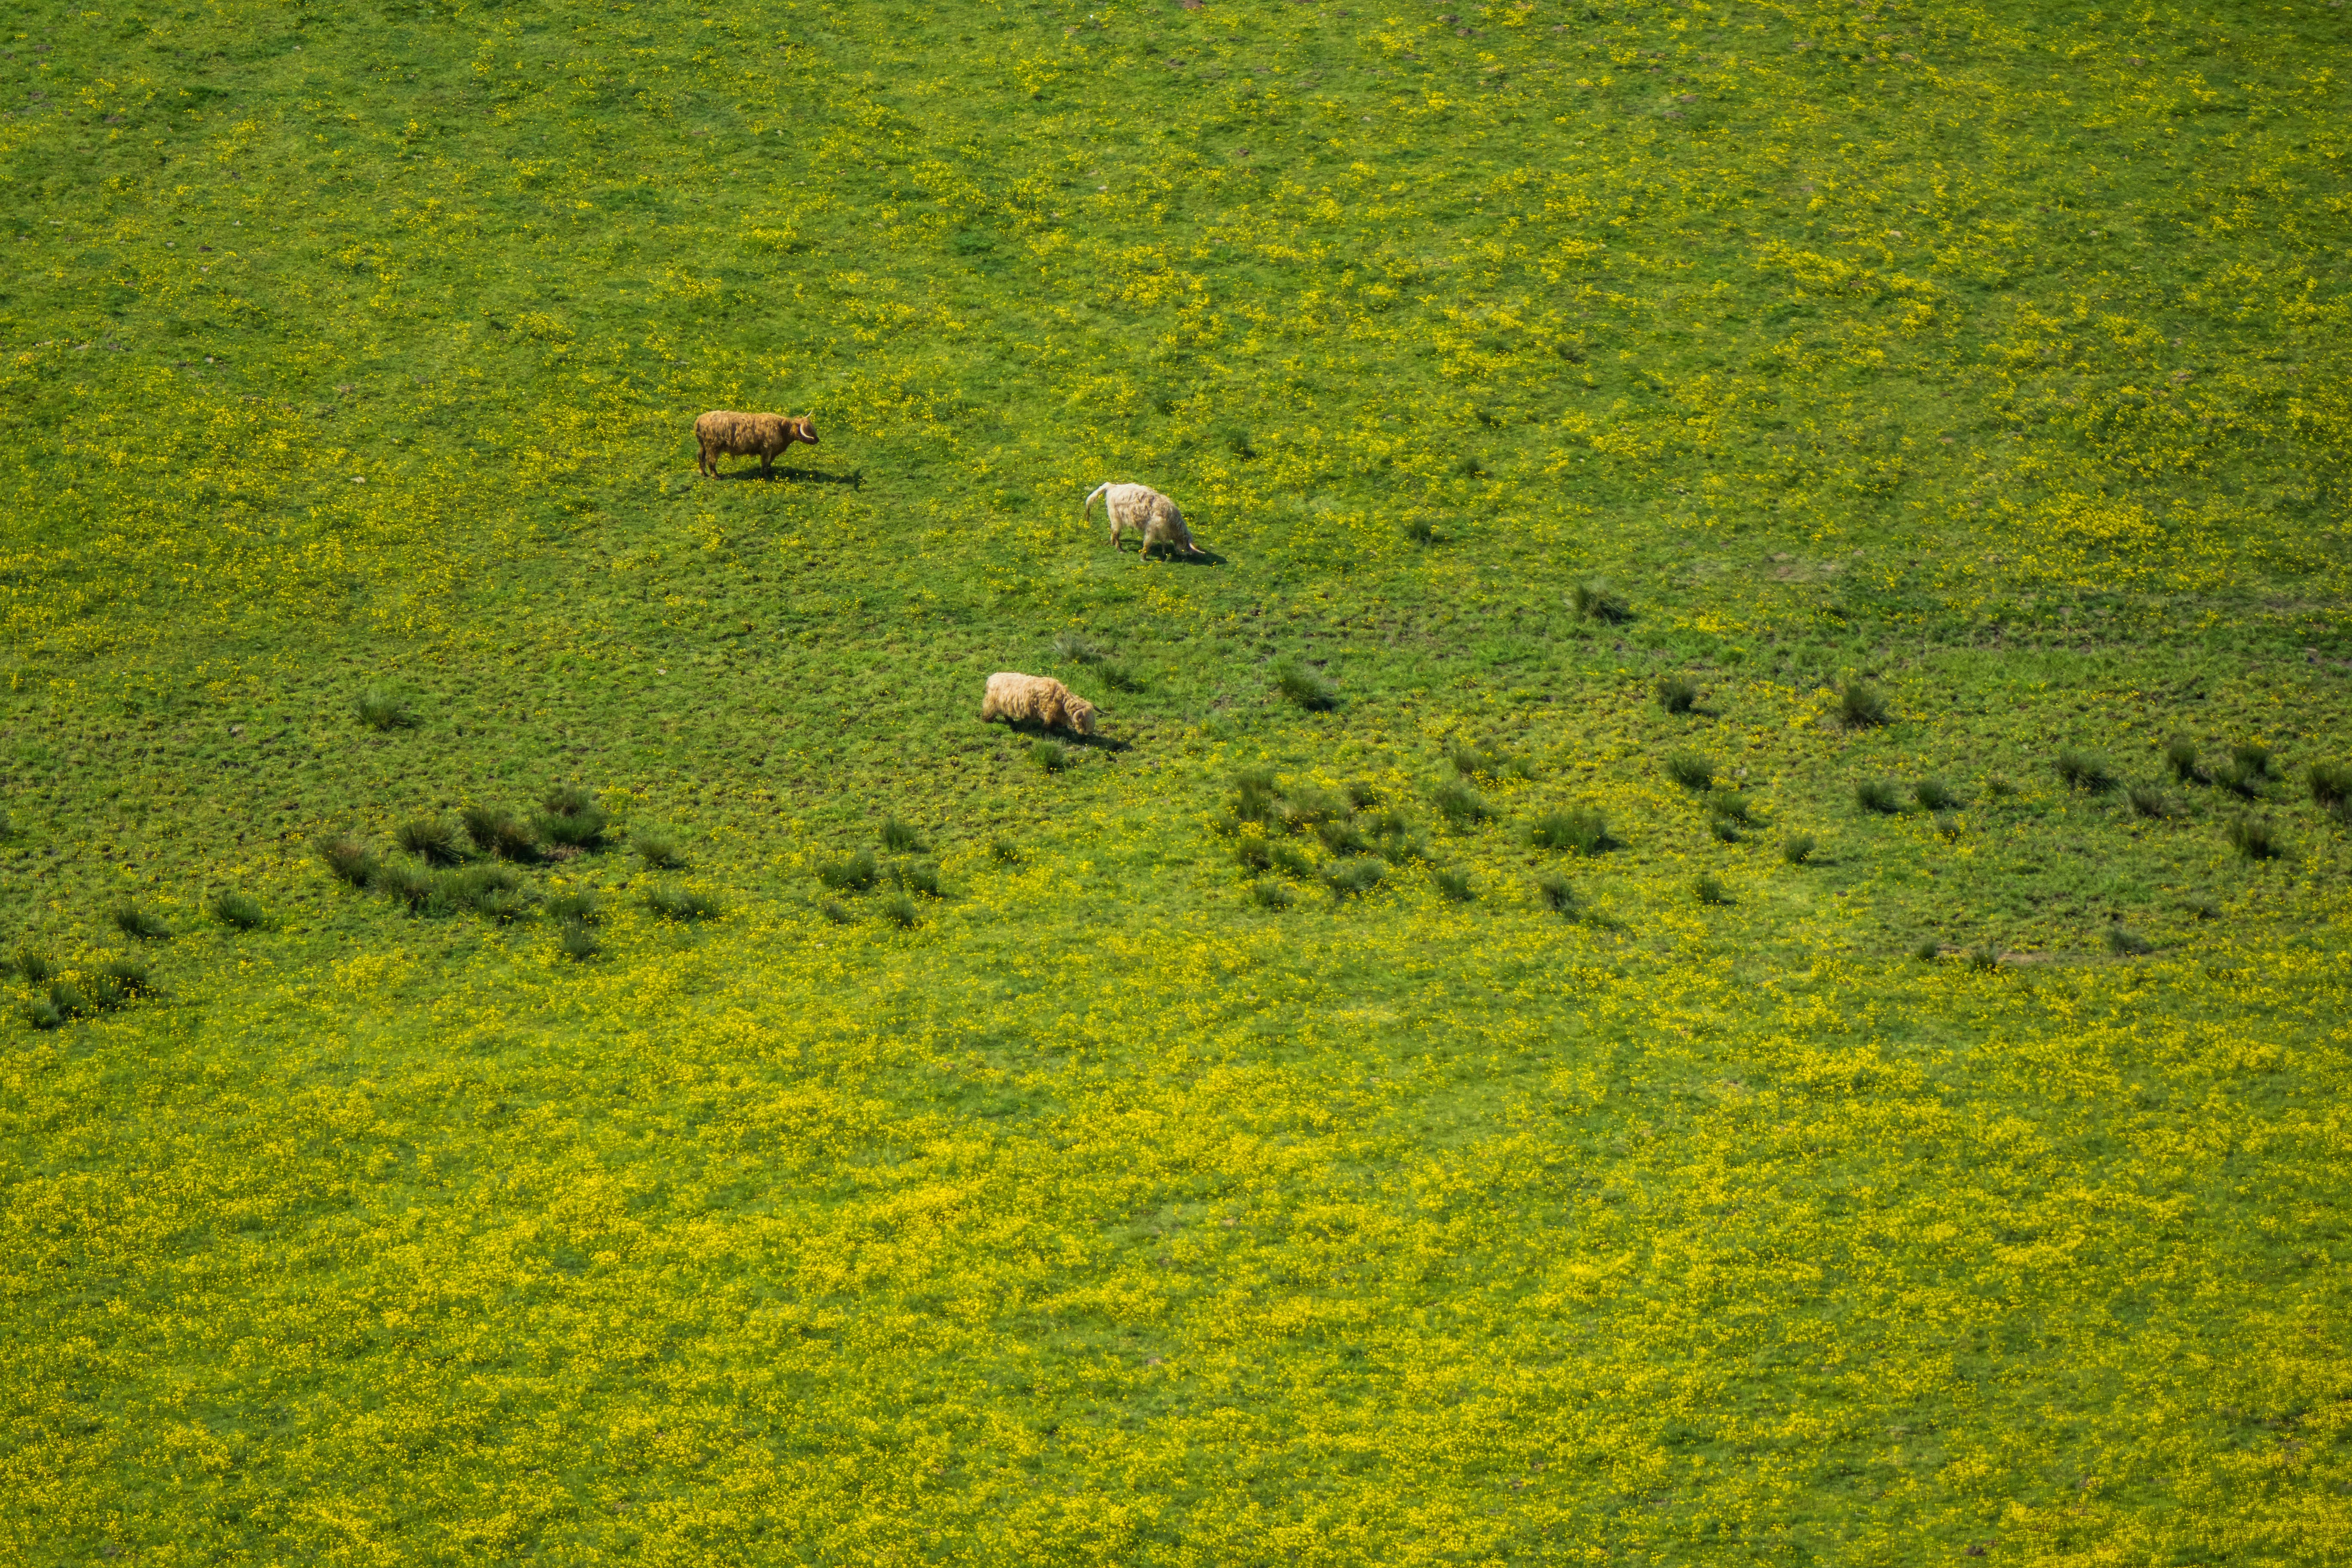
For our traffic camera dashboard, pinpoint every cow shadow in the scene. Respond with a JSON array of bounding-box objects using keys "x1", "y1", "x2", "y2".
[
  {"x1": 715, "y1": 466, "x2": 864, "y2": 488},
  {"x1": 1116, "y1": 544, "x2": 1228, "y2": 567},
  {"x1": 993, "y1": 723, "x2": 1133, "y2": 756}
]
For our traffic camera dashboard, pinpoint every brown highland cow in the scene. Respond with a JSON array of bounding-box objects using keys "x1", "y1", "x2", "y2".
[
  {"x1": 694, "y1": 411, "x2": 818, "y2": 477},
  {"x1": 980, "y1": 673, "x2": 1099, "y2": 737}
]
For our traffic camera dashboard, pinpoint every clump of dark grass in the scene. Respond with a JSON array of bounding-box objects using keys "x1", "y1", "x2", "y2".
[
  {"x1": 1664, "y1": 751, "x2": 1715, "y2": 792},
  {"x1": 2225, "y1": 816, "x2": 2283, "y2": 861},
  {"x1": 1324, "y1": 860, "x2": 1384, "y2": 900},
  {"x1": 536, "y1": 786, "x2": 610, "y2": 849},
  {"x1": 544, "y1": 890, "x2": 603, "y2": 924},
  {"x1": 1234, "y1": 837, "x2": 1274, "y2": 874},
  {"x1": 461, "y1": 805, "x2": 540, "y2": 861},
  {"x1": 1447, "y1": 742, "x2": 1527, "y2": 781},
  {"x1": 1270, "y1": 843, "x2": 1315, "y2": 878},
  {"x1": 1316, "y1": 818, "x2": 1372, "y2": 856},
  {"x1": 94, "y1": 956, "x2": 155, "y2": 1003},
  {"x1": 881, "y1": 893, "x2": 920, "y2": 928},
  {"x1": 1529, "y1": 808, "x2": 1611, "y2": 855},
  {"x1": 1054, "y1": 633, "x2": 1108, "y2": 665},
  {"x1": 370, "y1": 860, "x2": 438, "y2": 913},
  {"x1": 440, "y1": 864, "x2": 525, "y2": 918},
  {"x1": 1402, "y1": 516, "x2": 1438, "y2": 546},
  {"x1": 2055, "y1": 749, "x2": 2116, "y2": 793},
  {"x1": 989, "y1": 836, "x2": 1022, "y2": 864},
  {"x1": 1705, "y1": 789, "x2": 1755, "y2": 826},
  {"x1": 1933, "y1": 812, "x2": 1962, "y2": 842},
  {"x1": 1693, "y1": 874, "x2": 1728, "y2": 906},
  {"x1": 2186, "y1": 897, "x2": 2221, "y2": 921},
  {"x1": 894, "y1": 862, "x2": 944, "y2": 898},
  {"x1": 1710, "y1": 816, "x2": 1743, "y2": 844},
  {"x1": 879, "y1": 816, "x2": 925, "y2": 853},
  {"x1": 816, "y1": 850, "x2": 878, "y2": 892},
  {"x1": 1231, "y1": 768, "x2": 1280, "y2": 822},
  {"x1": 1966, "y1": 944, "x2": 2003, "y2": 973},
  {"x1": 2215, "y1": 760, "x2": 2264, "y2": 799},
  {"x1": 1032, "y1": 739, "x2": 1072, "y2": 773},
  {"x1": 1432, "y1": 780, "x2": 1492, "y2": 827},
  {"x1": 1535, "y1": 872, "x2": 1577, "y2": 914},
  {"x1": 1572, "y1": 580, "x2": 1629, "y2": 624},
  {"x1": 110, "y1": 904, "x2": 171, "y2": 942},
  {"x1": 2307, "y1": 760, "x2": 2352, "y2": 816},
  {"x1": 820, "y1": 900, "x2": 855, "y2": 925},
  {"x1": 13, "y1": 947, "x2": 56, "y2": 986},
  {"x1": 1432, "y1": 867, "x2": 1473, "y2": 903},
  {"x1": 634, "y1": 830, "x2": 687, "y2": 870},
  {"x1": 1272, "y1": 662, "x2": 1339, "y2": 712},
  {"x1": 1285, "y1": 787, "x2": 1348, "y2": 828},
  {"x1": 1914, "y1": 778, "x2": 1958, "y2": 812},
  {"x1": 2165, "y1": 737, "x2": 2203, "y2": 783},
  {"x1": 1912, "y1": 939, "x2": 1941, "y2": 962},
  {"x1": 317, "y1": 834, "x2": 377, "y2": 886},
  {"x1": 356, "y1": 688, "x2": 417, "y2": 731},
  {"x1": 1855, "y1": 779, "x2": 1903, "y2": 815},
  {"x1": 1782, "y1": 833, "x2": 1816, "y2": 865},
  {"x1": 1347, "y1": 781, "x2": 1380, "y2": 809},
  {"x1": 1986, "y1": 775, "x2": 2017, "y2": 798},
  {"x1": 1096, "y1": 660, "x2": 1145, "y2": 692},
  {"x1": 1837, "y1": 680, "x2": 1889, "y2": 729},
  {"x1": 1656, "y1": 674, "x2": 1698, "y2": 715},
  {"x1": 558, "y1": 922, "x2": 601, "y2": 962},
  {"x1": 2127, "y1": 785, "x2": 2172, "y2": 820},
  {"x1": 2230, "y1": 741, "x2": 2274, "y2": 781},
  {"x1": 209, "y1": 890, "x2": 266, "y2": 930},
  {"x1": 2105, "y1": 926, "x2": 2153, "y2": 957},
  {"x1": 25, "y1": 994, "x2": 65, "y2": 1030},
  {"x1": 644, "y1": 884, "x2": 721, "y2": 922},
  {"x1": 397, "y1": 818, "x2": 464, "y2": 866},
  {"x1": 1249, "y1": 880, "x2": 1293, "y2": 910}
]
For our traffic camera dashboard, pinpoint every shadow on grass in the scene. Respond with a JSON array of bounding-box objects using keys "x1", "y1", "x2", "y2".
[
  {"x1": 717, "y1": 466, "x2": 864, "y2": 488},
  {"x1": 989, "y1": 720, "x2": 1135, "y2": 755},
  {"x1": 1112, "y1": 543, "x2": 1229, "y2": 567}
]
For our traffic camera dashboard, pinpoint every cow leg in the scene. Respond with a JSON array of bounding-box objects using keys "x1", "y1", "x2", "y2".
[{"x1": 761, "y1": 453, "x2": 774, "y2": 476}]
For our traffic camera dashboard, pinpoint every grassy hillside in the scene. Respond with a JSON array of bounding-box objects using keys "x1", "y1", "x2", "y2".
[{"x1": 2, "y1": 0, "x2": 2348, "y2": 1559}]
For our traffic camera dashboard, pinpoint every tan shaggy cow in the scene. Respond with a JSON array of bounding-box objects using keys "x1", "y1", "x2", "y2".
[
  {"x1": 980, "y1": 673, "x2": 1099, "y2": 737},
  {"x1": 694, "y1": 411, "x2": 818, "y2": 477},
  {"x1": 1084, "y1": 481, "x2": 1203, "y2": 563}
]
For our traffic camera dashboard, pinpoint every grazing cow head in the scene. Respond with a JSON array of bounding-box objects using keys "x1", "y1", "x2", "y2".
[{"x1": 793, "y1": 416, "x2": 819, "y2": 445}]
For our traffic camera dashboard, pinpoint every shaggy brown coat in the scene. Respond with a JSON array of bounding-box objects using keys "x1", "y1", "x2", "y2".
[
  {"x1": 980, "y1": 672, "x2": 1099, "y2": 737},
  {"x1": 1084, "y1": 481, "x2": 1202, "y2": 563},
  {"x1": 695, "y1": 411, "x2": 818, "y2": 476}
]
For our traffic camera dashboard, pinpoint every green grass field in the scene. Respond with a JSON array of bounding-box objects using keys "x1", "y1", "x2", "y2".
[{"x1": 3, "y1": 0, "x2": 2349, "y2": 1558}]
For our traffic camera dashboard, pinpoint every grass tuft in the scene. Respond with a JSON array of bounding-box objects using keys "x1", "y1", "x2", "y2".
[
  {"x1": 110, "y1": 904, "x2": 171, "y2": 942},
  {"x1": 461, "y1": 805, "x2": 541, "y2": 861},
  {"x1": 1782, "y1": 833, "x2": 1817, "y2": 865},
  {"x1": 1402, "y1": 517, "x2": 1437, "y2": 546},
  {"x1": 536, "y1": 787, "x2": 610, "y2": 849},
  {"x1": 2225, "y1": 815, "x2": 2283, "y2": 861},
  {"x1": 209, "y1": 890, "x2": 266, "y2": 930},
  {"x1": 644, "y1": 884, "x2": 721, "y2": 922},
  {"x1": 1912, "y1": 939, "x2": 1941, "y2": 961},
  {"x1": 1914, "y1": 778, "x2": 1958, "y2": 812},
  {"x1": 2165, "y1": 736, "x2": 2202, "y2": 783},
  {"x1": 895, "y1": 861, "x2": 944, "y2": 898},
  {"x1": 1655, "y1": 675, "x2": 1698, "y2": 714},
  {"x1": 356, "y1": 688, "x2": 417, "y2": 731},
  {"x1": 1664, "y1": 751, "x2": 1715, "y2": 792},
  {"x1": 989, "y1": 836, "x2": 1022, "y2": 864},
  {"x1": 1231, "y1": 769, "x2": 1280, "y2": 821},
  {"x1": 396, "y1": 818, "x2": 464, "y2": 866},
  {"x1": 317, "y1": 834, "x2": 376, "y2": 887},
  {"x1": 1572, "y1": 580, "x2": 1630, "y2": 624},
  {"x1": 1432, "y1": 867, "x2": 1473, "y2": 903},
  {"x1": 371, "y1": 860, "x2": 438, "y2": 913},
  {"x1": 1966, "y1": 944, "x2": 2003, "y2": 973},
  {"x1": 2306, "y1": 760, "x2": 2352, "y2": 814},
  {"x1": 1855, "y1": 779, "x2": 1904, "y2": 815},
  {"x1": 2105, "y1": 926, "x2": 2153, "y2": 957},
  {"x1": 1535, "y1": 872, "x2": 1577, "y2": 915},
  {"x1": 1693, "y1": 874, "x2": 1728, "y2": 906},
  {"x1": 1272, "y1": 662, "x2": 1340, "y2": 712},
  {"x1": 1316, "y1": 818, "x2": 1372, "y2": 856},
  {"x1": 635, "y1": 830, "x2": 687, "y2": 870},
  {"x1": 95, "y1": 957, "x2": 155, "y2": 1003},
  {"x1": 1324, "y1": 861, "x2": 1384, "y2": 900},
  {"x1": 820, "y1": 900, "x2": 855, "y2": 925},
  {"x1": 2230, "y1": 741, "x2": 2274, "y2": 781},
  {"x1": 1529, "y1": 808, "x2": 1611, "y2": 855},
  {"x1": 2055, "y1": 749, "x2": 2117, "y2": 793},
  {"x1": 1837, "y1": 681, "x2": 1890, "y2": 729},
  {"x1": 2127, "y1": 785, "x2": 2172, "y2": 820},
  {"x1": 879, "y1": 816, "x2": 925, "y2": 853},
  {"x1": 882, "y1": 893, "x2": 920, "y2": 929},
  {"x1": 1032, "y1": 739, "x2": 1072, "y2": 773},
  {"x1": 14, "y1": 947, "x2": 57, "y2": 986},
  {"x1": 1705, "y1": 788, "x2": 1755, "y2": 826},
  {"x1": 1431, "y1": 780, "x2": 1493, "y2": 827},
  {"x1": 558, "y1": 922, "x2": 601, "y2": 962},
  {"x1": 1249, "y1": 880, "x2": 1293, "y2": 911},
  {"x1": 816, "y1": 850, "x2": 879, "y2": 892},
  {"x1": 544, "y1": 890, "x2": 603, "y2": 924},
  {"x1": 1054, "y1": 633, "x2": 1107, "y2": 665}
]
